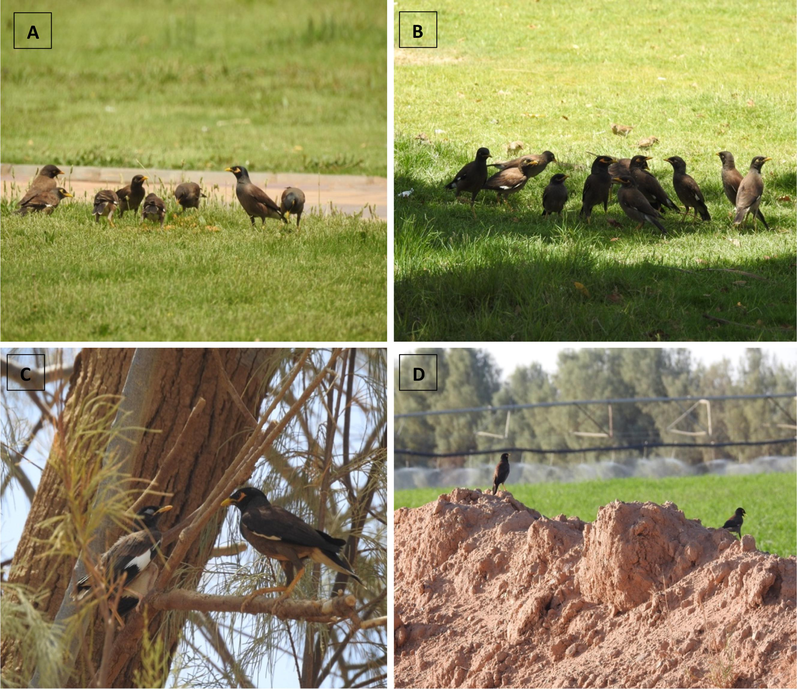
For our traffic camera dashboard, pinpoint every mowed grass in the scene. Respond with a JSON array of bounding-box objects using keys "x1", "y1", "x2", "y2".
[
  {"x1": 1, "y1": 195, "x2": 386, "y2": 341},
  {"x1": 394, "y1": 0, "x2": 796, "y2": 341},
  {"x1": 2, "y1": 0, "x2": 386, "y2": 177},
  {"x1": 394, "y1": 472, "x2": 797, "y2": 557}
]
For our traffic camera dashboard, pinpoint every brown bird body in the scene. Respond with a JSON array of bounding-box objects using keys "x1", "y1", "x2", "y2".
[
  {"x1": 490, "y1": 150, "x2": 555, "y2": 176},
  {"x1": 483, "y1": 158, "x2": 538, "y2": 202},
  {"x1": 141, "y1": 193, "x2": 166, "y2": 227},
  {"x1": 608, "y1": 158, "x2": 631, "y2": 178},
  {"x1": 93, "y1": 190, "x2": 121, "y2": 226},
  {"x1": 280, "y1": 187, "x2": 306, "y2": 227},
  {"x1": 445, "y1": 147, "x2": 491, "y2": 219},
  {"x1": 117, "y1": 175, "x2": 148, "y2": 216},
  {"x1": 664, "y1": 156, "x2": 711, "y2": 221},
  {"x1": 613, "y1": 175, "x2": 666, "y2": 234},
  {"x1": 542, "y1": 173, "x2": 569, "y2": 217},
  {"x1": 734, "y1": 156, "x2": 771, "y2": 230},
  {"x1": 629, "y1": 156, "x2": 679, "y2": 214},
  {"x1": 580, "y1": 155, "x2": 617, "y2": 222},
  {"x1": 492, "y1": 453, "x2": 510, "y2": 495},
  {"x1": 722, "y1": 507, "x2": 745, "y2": 537},
  {"x1": 15, "y1": 186, "x2": 72, "y2": 216},
  {"x1": 174, "y1": 182, "x2": 206, "y2": 211},
  {"x1": 717, "y1": 151, "x2": 743, "y2": 207},
  {"x1": 226, "y1": 166, "x2": 286, "y2": 225},
  {"x1": 17, "y1": 164, "x2": 64, "y2": 207}
]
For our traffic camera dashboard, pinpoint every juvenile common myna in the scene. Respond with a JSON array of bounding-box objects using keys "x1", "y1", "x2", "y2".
[
  {"x1": 608, "y1": 158, "x2": 631, "y2": 178},
  {"x1": 174, "y1": 182, "x2": 205, "y2": 211},
  {"x1": 17, "y1": 164, "x2": 64, "y2": 208},
  {"x1": 490, "y1": 150, "x2": 555, "y2": 175},
  {"x1": 629, "y1": 156, "x2": 679, "y2": 214},
  {"x1": 141, "y1": 193, "x2": 166, "y2": 227},
  {"x1": 492, "y1": 453, "x2": 510, "y2": 495},
  {"x1": 613, "y1": 175, "x2": 666, "y2": 235},
  {"x1": 92, "y1": 190, "x2": 121, "y2": 226},
  {"x1": 483, "y1": 157, "x2": 538, "y2": 203},
  {"x1": 280, "y1": 187, "x2": 306, "y2": 227},
  {"x1": 117, "y1": 175, "x2": 148, "y2": 216},
  {"x1": 225, "y1": 166, "x2": 286, "y2": 225},
  {"x1": 722, "y1": 507, "x2": 745, "y2": 537},
  {"x1": 580, "y1": 155, "x2": 618, "y2": 222},
  {"x1": 542, "y1": 173, "x2": 569, "y2": 217},
  {"x1": 717, "y1": 151, "x2": 743, "y2": 207},
  {"x1": 445, "y1": 147, "x2": 491, "y2": 219},
  {"x1": 664, "y1": 156, "x2": 711, "y2": 221},
  {"x1": 15, "y1": 186, "x2": 73, "y2": 216},
  {"x1": 733, "y1": 156, "x2": 771, "y2": 230},
  {"x1": 73, "y1": 505, "x2": 173, "y2": 617},
  {"x1": 221, "y1": 487, "x2": 361, "y2": 606}
]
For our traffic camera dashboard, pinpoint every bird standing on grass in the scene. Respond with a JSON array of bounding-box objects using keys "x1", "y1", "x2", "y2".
[
  {"x1": 629, "y1": 156, "x2": 680, "y2": 214},
  {"x1": 141, "y1": 193, "x2": 166, "y2": 228},
  {"x1": 280, "y1": 187, "x2": 306, "y2": 227},
  {"x1": 733, "y1": 156, "x2": 771, "y2": 230},
  {"x1": 117, "y1": 175, "x2": 148, "y2": 216},
  {"x1": 664, "y1": 156, "x2": 711, "y2": 221},
  {"x1": 483, "y1": 157, "x2": 538, "y2": 203},
  {"x1": 174, "y1": 182, "x2": 206, "y2": 211},
  {"x1": 722, "y1": 507, "x2": 746, "y2": 537},
  {"x1": 93, "y1": 190, "x2": 121, "y2": 226},
  {"x1": 226, "y1": 165, "x2": 286, "y2": 226},
  {"x1": 17, "y1": 164, "x2": 64, "y2": 208},
  {"x1": 15, "y1": 187, "x2": 73, "y2": 216},
  {"x1": 717, "y1": 151, "x2": 743, "y2": 208},
  {"x1": 445, "y1": 147, "x2": 491, "y2": 219},
  {"x1": 542, "y1": 174, "x2": 569, "y2": 218},
  {"x1": 492, "y1": 453, "x2": 510, "y2": 495},
  {"x1": 580, "y1": 155, "x2": 618, "y2": 223},
  {"x1": 490, "y1": 150, "x2": 556, "y2": 175},
  {"x1": 72, "y1": 505, "x2": 173, "y2": 618},
  {"x1": 613, "y1": 175, "x2": 667, "y2": 235}
]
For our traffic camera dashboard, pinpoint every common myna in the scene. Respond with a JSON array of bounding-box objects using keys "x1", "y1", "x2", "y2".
[
  {"x1": 117, "y1": 175, "x2": 148, "y2": 216},
  {"x1": 225, "y1": 166, "x2": 286, "y2": 225},
  {"x1": 492, "y1": 453, "x2": 510, "y2": 495},
  {"x1": 608, "y1": 158, "x2": 631, "y2": 178},
  {"x1": 490, "y1": 150, "x2": 555, "y2": 175},
  {"x1": 445, "y1": 147, "x2": 491, "y2": 219},
  {"x1": 612, "y1": 175, "x2": 666, "y2": 235},
  {"x1": 483, "y1": 158, "x2": 538, "y2": 203},
  {"x1": 15, "y1": 187, "x2": 73, "y2": 216},
  {"x1": 141, "y1": 193, "x2": 166, "y2": 228},
  {"x1": 280, "y1": 187, "x2": 306, "y2": 227},
  {"x1": 542, "y1": 173, "x2": 569, "y2": 218},
  {"x1": 174, "y1": 182, "x2": 206, "y2": 211},
  {"x1": 221, "y1": 487, "x2": 361, "y2": 605},
  {"x1": 664, "y1": 156, "x2": 711, "y2": 221},
  {"x1": 73, "y1": 505, "x2": 173, "y2": 617},
  {"x1": 717, "y1": 151, "x2": 743, "y2": 207},
  {"x1": 579, "y1": 155, "x2": 618, "y2": 222},
  {"x1": 629, "y1": 156, "x2": 679, "y2": 213},
  {"x1": 722, "y1": 507, "x2": 745, "y2": 537},
  {"x1": 17, "y1": 164, "x2": 64, "y2": 207},
  {"x1": 92, "y1": 190, "x2": 121, "y2": 226},
  {"x1": 733, "y1": 156, "x2": 771, "y2": 230}
]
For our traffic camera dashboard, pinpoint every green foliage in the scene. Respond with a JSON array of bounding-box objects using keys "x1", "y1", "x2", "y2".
[
  {"x1": 394, "y1": 472, "x2": 797, "y2": 557},
  {"x1": 393, "y1": 0, "x2": 796, "y2": 340}
]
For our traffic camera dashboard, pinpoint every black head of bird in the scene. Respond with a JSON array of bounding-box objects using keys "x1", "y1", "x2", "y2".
[
  {"x1": 55, "y1": 187, "x2": 74, "y2": 199},
  {"x1": 612, "y1": 175, "x2": 635, "y2": 187},
  {"x1": 549, "y1": 173, "x2": 568, "y2": 184},
  {"x1": 748, "y1": 156, "x2": 771, "y2": 171},
  {"x1": 134, "y1": 504, "x2": 173, "y2": 530},
  {"x1": 664, "y1": 156, "x2": 687, "y2": 172},
  {"x1": 131, "y1": 174, "x2": 148, "y2": 187},
  {"x1": 225, "y1": 165, "x2": 251, "y2": 181},
  {"x1": 734, "y1": 507, "x2": 746, "y2": 518},
  {"x1": 476, "y1": 147, "x2": 491, "y2": 160},
  {"x1": 591, "y1": 155, "x2": 617, "y2": 171},
  {"x1": 541, "y1": 151, "x2": 556, "y2": 163},
  {"x1": 220, "y1": 486, "x2": 269, "y2": 512},
  {"x1": 717, "y1": 151, "x2": 735, "y2": 167},
  {"x1": 630, "y1": 155, "x2": 652, "y2": 169},
  {"x1": 41, "y1": 164, "x2": 65, "y2": 178}
]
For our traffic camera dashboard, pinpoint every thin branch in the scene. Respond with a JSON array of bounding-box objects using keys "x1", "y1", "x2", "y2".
[
  {"x1": 350, "y1": 673, "x2": 387, "y2": 688},
  {"x1": 360, "y1": 616, "x2": 387, "y2": 630},
  {"x1": 212, "y1": 349, "x2": 258, "y2": 426}
]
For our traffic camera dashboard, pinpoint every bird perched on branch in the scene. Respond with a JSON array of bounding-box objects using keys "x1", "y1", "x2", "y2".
[
  {"x1": 445, "y1": 147, "x2": 491, "y2": 219},
  {"x1": 613, "y1": 175, "x2": 667, "y2": 235},
  {"x1": 629, "y1": 156, "x2": 679, "y2": 214},
  {"x1": 492, "y1": 453, "x2": 510, "y2": 495},
  {"x1": 580, "y1": 155, "x2": 618, "y2": 223},
  {"x1": 174, "y1": 182, "x2": 206, "y2": 211},
  {"x1": 280, "y1": 187, "x2": 306, "y2": 227},
  {"x1": 664, "y1": 156, "x2": 711, "y2": 221},
  {"x1": 722, "y1": 507, "x2": 745, "y2": 537},
  {"x1": 93, "y1": 190, "x2": 121, "y2": 226},
  {"x1": 483, "y1": 157, "x2": 538, "y2": 203},
  {"x1": 72, "y1": 505, "x2": 173, "y2": 618},
  {"x1": 221, "y1": 487, "x2": 361, "y2": 608},
  {"x1": 226, "y1": 165, "x2": 286, "y2": 226},
  {"x1": 15, "y1": 186, "x2": 72, "y2": 216},
  {"x1": 17, "y1": 164, "x2": 64, "y2": 208},
  {"x1": 733, "y1": 156, "x2": 771, "y2": 230},
  {"x1": 117, "y1": 175, "x2": 148, "y2": 216}
]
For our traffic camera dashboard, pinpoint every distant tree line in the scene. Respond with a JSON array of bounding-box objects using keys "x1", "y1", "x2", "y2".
[{"x1": 395, "y1": 349, "x2": 796, "y2": 467}]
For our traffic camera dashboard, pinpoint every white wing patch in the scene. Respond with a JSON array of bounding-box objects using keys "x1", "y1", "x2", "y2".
[
  {"x1": 249, "y1": 530, "x2": 282, "y2": 541},
  {"x1": 123, "y1": 546, "x2": 154, "y2": 577}
]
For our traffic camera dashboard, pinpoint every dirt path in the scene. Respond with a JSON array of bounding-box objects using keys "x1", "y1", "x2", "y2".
[{"x1": 1, "y1": 164, "x2": 387, "y2": 220}]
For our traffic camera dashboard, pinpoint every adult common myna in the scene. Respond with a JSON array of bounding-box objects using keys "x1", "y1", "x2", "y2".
[
  {"x1": 73, "y1": 505, "x2": 173, "y2": 617},
  {"x1": 613, "y1": 175, "x2": 666, "y2": 235},
  {"x1": 280, "y1": 187, "x2": 306, "y2": 227},
  {"x1": 17, "y1": 164, "x2": 64, "y2": 208},
  {"x1": 542, "y1": 174, "x2": 569, "y2": 218},
  {"x1": 733, "y1": 156, "x2": 771, "y2": 230},
  {"x1": 141, "y1": 193, "x2": 166, "y2": 227},
  {"x1": 722, "y1": 507, "x2": 745, "y2": 537},
  {"x1": 717, "y1": 151, "x2": 743, "y2": 208},
  {"x1": 490, "y1": 150, "x2": 555, "y2": 175},
  {"x1": 664, "y1": 156, "x2": 711, "y2": 221},
  {"x1": 629, "y1": 156, "x2": 679, "y2": 214},
  {"x1": 117, "y1": 175, "x2": 148, "y2": 216},
  {"x1": 579, "y1": 155, "x2": 617, "y2": 222},
  {"x1": 15, "y1": 187, "x2": 73, "y2": 216},
  {"x1": 225, "y1": 166, "x2": 286, "y2": 225},
  {"x1": 221, "y1": 487, "x2": 361, "y2": 605},
  {"x1": 174, "y1": 182, "x2": 205, "y2": 211},
  {"x1": 445, "y1": 147, "x2": 491, "y2": 219},
  {"x1": 93, "y1": 190, "x2": 121, "y2": 226},
  {"x1": 483, "y1": 157, "x2": 538, "y2": 203},
  {"x1": 492, "y1": 453, "x2": 510, "y2": 495}
]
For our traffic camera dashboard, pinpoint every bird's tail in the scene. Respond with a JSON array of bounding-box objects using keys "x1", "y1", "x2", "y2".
[
  {"x1": 312, "y1": 549, "x2": 363, "y2": 585},
  {"x1": 444, "y1": 180, "x2": 456, "y2": 190},
  {"x1": 698, "y1": 204, "x2": 711, "y2": 222},
  {"x1": 755, "y1": 209, "x2": 770, "y2": 230},
  {"x1": 649, "y1": 215, "x2": 667, "y2": 235}
]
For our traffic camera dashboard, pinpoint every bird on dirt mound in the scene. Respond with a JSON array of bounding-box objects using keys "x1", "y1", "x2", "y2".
[
  {"x1": 722, "y1": 507, "x2": 745, "y2": 537},
  {"x1": 492, "y1": 453, "x2": 510, "y2": 495}
]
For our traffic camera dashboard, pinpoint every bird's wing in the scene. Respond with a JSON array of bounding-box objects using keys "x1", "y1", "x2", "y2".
[
  {"x1": 245, "y1": 183, "x2": 281, "y2": 212},
  {"x1": 242, "y1": 504, "x2": 336, "y2": 552}
]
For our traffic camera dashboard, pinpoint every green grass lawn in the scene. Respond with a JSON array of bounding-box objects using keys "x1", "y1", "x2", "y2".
[
  {"x1": 1, "y1": 196, "x2": 386, "y2": 341},
  {"x1": 394, "y1": 0, "x2": 796, "y2": 341},
  {"x1": 2, "y1": 0, "x2": 386, "y2": 177},
  {"x1": 394, "y1": 472, "x2": 797, "y2": 557}
]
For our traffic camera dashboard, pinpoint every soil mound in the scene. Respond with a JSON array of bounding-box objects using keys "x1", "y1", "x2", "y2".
[{"x1": 395, "y1": 489, "x2": 796, "y2": 688}]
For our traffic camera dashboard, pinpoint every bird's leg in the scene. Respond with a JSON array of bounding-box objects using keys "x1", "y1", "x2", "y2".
[
  {"x1": 276, "y1": 566, "x2": 305, "y2": 601},
  {"x1": 240, "y1": 584, "x2": 289, "y2": 613}
]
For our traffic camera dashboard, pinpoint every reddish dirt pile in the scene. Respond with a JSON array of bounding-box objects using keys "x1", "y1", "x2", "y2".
[{"x1": 394, "y1": 489, "x2": 796, "y2": 688}]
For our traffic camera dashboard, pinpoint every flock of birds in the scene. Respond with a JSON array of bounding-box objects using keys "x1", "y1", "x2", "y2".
[
  {"x1": 445, "y1": 147, "x2": 773, "y2": 234},
  {"x1": 11, "y1": 164, "x2": 306, "y2": 229}
]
